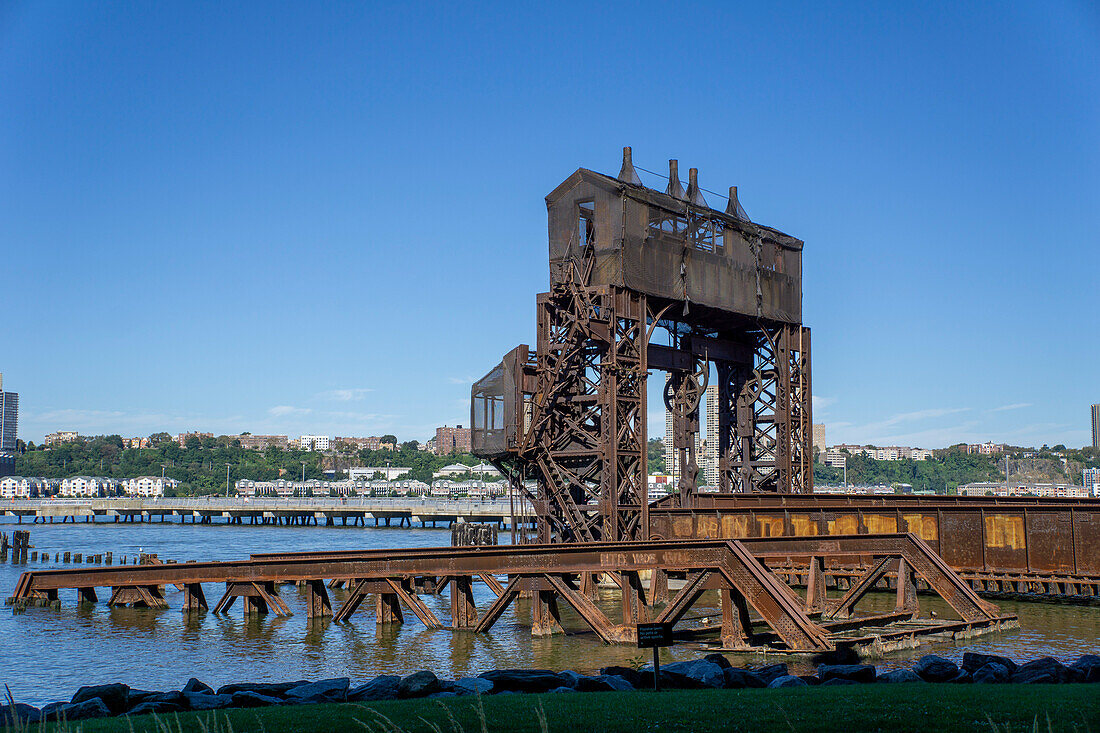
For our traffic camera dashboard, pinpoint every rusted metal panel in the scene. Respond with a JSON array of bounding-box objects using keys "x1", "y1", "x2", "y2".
[
  {"x1": 982, "y1": 513, "x2": 1028, "y2": 572},
  {"x1": 1075, "y1": 511, "x2": 1100, "y2": 575},
  {"x1": 1025, "y1": 510, "x2": 1075, "y2": 573}
]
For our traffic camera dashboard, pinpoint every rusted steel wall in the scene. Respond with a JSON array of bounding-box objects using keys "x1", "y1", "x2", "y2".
[{"x1": 649, "y1": 496, "x2": 1100, "y2": 578}]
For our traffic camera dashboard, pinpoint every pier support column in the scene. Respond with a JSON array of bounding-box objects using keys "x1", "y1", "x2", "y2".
[
  {"x1": 377, "y1": 593, "x2": 402, "y2": 624},
  {"x1": 183, "y1": 583, "x2": 208, "y2": 612},
  {"x1": 450, "y1": 576, "x2": 477, "y2": 630},
  {"x1": 531, "y1": 590, "x2": 563, "y2": 636},
  {"x1": 305, "y1": 579, "x2": 332, "y2": 618},
  {"x1": 805, "y1": 556, "x2": 826, "y2": 613},
  {"x1": 719, "y1": 588, "x2": 754, "y2": 649}
]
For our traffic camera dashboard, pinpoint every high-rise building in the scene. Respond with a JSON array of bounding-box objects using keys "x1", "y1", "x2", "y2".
[
  {"x1": 1083, "y1": 467, "x2": 1100, "y2": 497},
  {"x1": 1092, "y1": 404, "x2": 1100, "y2": 450},
  {"x1": 703, "y1": 385, "x2": 719, "y2": 486},
  {"x1": 0, "y1": 374, "x2": 18, "y2": 452},
  {"x1": 812, "y1": 424, "x2": 826, "y2": 457},
  {"x1": 434, "y1": 425, "x2": 471, "y2": 455}
]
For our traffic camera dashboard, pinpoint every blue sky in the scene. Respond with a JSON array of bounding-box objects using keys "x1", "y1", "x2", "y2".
[{"x1": 1, "y1": 2, "x2": 1097, "y2": 448}]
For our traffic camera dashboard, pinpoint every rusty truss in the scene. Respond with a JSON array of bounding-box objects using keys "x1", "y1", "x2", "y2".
[
  {"x1": 7, "y1": 534, "x2": 1015, "y2": 653},
  {"x1": 473, "y1": 148, "x2": 813, "y2": 544}
]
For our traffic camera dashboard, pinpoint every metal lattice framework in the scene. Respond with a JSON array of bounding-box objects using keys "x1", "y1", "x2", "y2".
[{"x1": 474, "y1": 150, "x2": 815, "y2": 543}]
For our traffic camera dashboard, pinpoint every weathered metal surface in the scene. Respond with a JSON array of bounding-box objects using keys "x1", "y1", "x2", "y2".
[
  {"x1": 8, "y1": 534, "x2": 1016, "y2": 653},
  {"x1": 648, "y1": 494, "x2": 1100, "y2": 595},
  {"x1": 473, "y1": 149, "x2": 814, "y2": 544}
]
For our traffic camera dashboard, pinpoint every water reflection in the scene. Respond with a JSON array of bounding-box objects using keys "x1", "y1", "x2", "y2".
[{"x1": 0, "y1": 521, "x2": 1096, "y2": 705}]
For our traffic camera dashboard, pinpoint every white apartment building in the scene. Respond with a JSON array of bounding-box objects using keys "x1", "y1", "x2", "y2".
[
  {"x1": 298, "y1": 435, "x2": 330, "y2": 451},
  {"x1": 0, "y1": 477, "x2": 48, "y2": 499},
  {"x1": 124, "y1": 476, "x2": 178, "y2": 497},
  {"x1": 59, "y1": 476, "x2": 117, "y2": 497},
  {"x1": 826, "y1": 444, "x2": 932, "y2": 463},
  {"x1": 43, "y1": 431, "x2": 80, "y2": 446},
  {"x1": 958, "y1": 482, "x2": 1091, "y2": 499},
  {"x1": 1081, "y1": 467, "x2": 1099, "y2": 497}
]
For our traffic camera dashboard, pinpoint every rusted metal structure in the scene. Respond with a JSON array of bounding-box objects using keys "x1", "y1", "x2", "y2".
[
  {"x1": 473, "y1": 148, "x2": 812, "y2": 544},
  {"x1": 14, "y1": 149, "x2": 1083, "y2": 655},
  {"x1": 7, "y1": 535, "x2": 1016, "y2": 653},
  {"x1": 649, "y1": 493, "x2": 1100, "y2": 596}
]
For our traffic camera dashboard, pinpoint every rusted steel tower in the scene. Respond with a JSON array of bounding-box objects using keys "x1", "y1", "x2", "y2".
[{"x1": 473, "y1": 149, "x2": 812, "y2": 543}]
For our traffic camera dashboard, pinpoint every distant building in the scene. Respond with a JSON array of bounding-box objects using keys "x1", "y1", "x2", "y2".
[
  {"x1": 176, "y1": 432, "x2": 213, "y2": 447},
  {"x1": 432, "y1": 462, "x2": 499, "y2": 479},
  {"x1": 958, "y1": 481, "x2": 1090, "y2": 499},
  {"x1": 334, "y1": 436, "x2": 396, "y2": 451},
  {"x1": 0, "y1": 476, "x2": 49, "y2": 498},
  {"x1": 124, "y1": 476, "x2": 178, "y2": 497},
  {"x1": 422, "y1": 438, "x2": 437, "y2": 453},
  {"x1": 237, "y1": 434, "x2": 289, "y2": 450},
  {"x1": 298, "y1": 435, "x2": 330, "y2": 451},
  {"x1": 0, "y1": 374, "x2": 18, "y2": 452},
  {"x1": 812, "y1": 424, "x2": 826, "y2": 457},
  {"x1": 826, "y1": 444, "x2": 931, "y2": 462},
  {"x1": 348, "y1": 466, "x2": 408, "y2": 481},
  {"x1": 123, "y1": 437, "x2": 149, "y2": 450},
  {"x1": 44, "y1": 431, "x2": 81, "y2": 446},
  {"x1": 1084, "y1": 467, "x2": 1100, "y2": 497},
  {"x1": 702, "y1": 386, "x2": 719, "y2": 486},
  {"x1": 59, "y1": 476, "x2": 119, "y2": 497},
  {"x1": 434, "y1": 425, "x2": 471, "y2": 455},
  {"x1": 966, "y1": 442, "x2": 1005, "y2": 455},
  {"x1": 0, "y1": 453, "x2": 13, "y2": 478},
  {"x1": 1093, "y1": 404, "x2": 1100, "y2": 450}
]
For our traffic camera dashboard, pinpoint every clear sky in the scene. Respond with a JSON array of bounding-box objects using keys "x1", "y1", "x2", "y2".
[{"x1": 2, "y1": 2, "x2": 1097, "y2": 448}]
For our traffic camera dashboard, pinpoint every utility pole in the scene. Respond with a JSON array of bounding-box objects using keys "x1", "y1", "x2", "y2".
[
  {"x1": 301, "y1": 462, "x2": 307, "y2": 482},
  {"x1": 843, "y1": 456, "x2": 847, "y2": 489},
  {"x1": 226, "y1": 463, "x2": 231, "y2": 497}
]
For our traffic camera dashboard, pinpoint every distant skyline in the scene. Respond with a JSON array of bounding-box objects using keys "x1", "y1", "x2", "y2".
[{"x1": 2, "y1": 3, "x2": 1097, "y2": 448}]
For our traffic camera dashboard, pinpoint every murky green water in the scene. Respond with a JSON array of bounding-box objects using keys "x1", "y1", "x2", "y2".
[{"x1": 1, "y1": 521, "x2": 1096, "y2": 706}]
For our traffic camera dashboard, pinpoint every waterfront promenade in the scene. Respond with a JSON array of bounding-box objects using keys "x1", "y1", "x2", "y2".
[{"x1": 0, "y1": 497, "x2": 533, "y2": 528}]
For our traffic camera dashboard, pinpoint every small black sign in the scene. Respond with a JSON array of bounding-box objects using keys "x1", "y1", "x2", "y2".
[{"x1": 636, "y1": 622, "x2": 673, "y2": 648}]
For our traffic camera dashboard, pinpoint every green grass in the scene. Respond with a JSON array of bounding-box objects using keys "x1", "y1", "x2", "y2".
[{"x1": 28, "y1": 684, "x2": 1100, "y2": 733}]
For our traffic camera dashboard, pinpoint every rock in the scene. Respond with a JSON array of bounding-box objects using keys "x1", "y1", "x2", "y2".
[
  {"x1": 398, "y1": 671, "x2": 443, "y2": 699},
  {"x1": 556, "y1": 671, "x2": 585, "y2": 689},
  {"x1": 0, "y1": 703, "x2": 41, "y2": 725},
  {"x1": 598, "y1": 666, "x2": 643, "y2": 688},
  {"x1": 1012, "y1": 657, "x2": 1072, "y2": 684},
  {"x1": 217, "y1": 681, "x2": 307, "y2": 697},
  {"x1": 44, "y1": 698, "x2": 112, "y2": 721},
  {"x1": 478, "y1": 670, "x2": 565, "y2": 694},
  {"x1": 129, "y1": 691, "x2": 187, "y2": 710},
  {"x1": 799, "y1": 676, "x2": 822, "y2": 686},
  {"x1": 349, "y1": 675, "x2": 401, "y2": 702},
  {"x1": 548, "y1": 686, "x2": 575, "y2": 693},
  {"x1": 767, "y1": 675, "x2": 807, "y2": 688},
  {"x1": 639, "y1": 667, "x2": 705, "y2": 689},
  {"x1": 427, "y1": 691, "x2": 457, "y2": 698},
  {"x1": 634, "y1": 669, "x2": 671, "y2": 689},
  {"x1": 702, "y1": 653, "x2": 732, "y2": 670},
  {"x1": 947, "y1": 670, "x2": 972, "y2": 684},
  {"x1": 821, "y1": 678, "x2": 859, "y2": 686},
  {"x1": 183, "y1": 678, "x2": 215, "y2": 695},
  {"x1": 128, "y1": 700, "x2": 186, "y2": 715},
  {"x1": 71, "y1": 683, "x2": 130, "y2": 715},
  {"x1": 576, "y1": 675, "x2": 634, "y2": 692},
  {"x1": 753, "y1": 664, "x2": 789, "y2": 685},
  {"x1": 962, "y1": 652, "x2": 1017, "y2": 674},
  {"x1": 723, "y1": 668, "x2": 766, "y2": 689},
  {"x1": 229, "y1": 691, "x2": 281, "y2": 708},
  {"x1": 877, "y1": 669, "x2": 923, "y2": 684},
  {"x1": 972, "y1": 663, "x2": 1011, "y2": 684},
  {"x1": 183, "y1": 693, "x2": 234, "y2": 711},
  {"x1": 913, "y1": 655, "x2": 959, "y2": 683},
  {"x1": 662, "y1": 660, "x2": 726, "y2": 688},
  {"x1": 453, "y1": 677, "x2": 494, "y2": 696},
  {"x1": 817, "y1": 664, "x2": 876, "y2": 684},
  {"x1": 285, "y1": 678, "x2": 350, "y2": 704},
  {"x1": 1071, "y1": 654, "x2": 1100, "y2": 683}
]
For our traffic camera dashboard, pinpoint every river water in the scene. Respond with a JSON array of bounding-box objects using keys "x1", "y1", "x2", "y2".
[{"x1": 1, "y1": 521, "x2": 1097, "y2": 706}]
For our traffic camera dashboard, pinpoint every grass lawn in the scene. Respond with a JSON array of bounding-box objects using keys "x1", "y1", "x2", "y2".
[{"x1": 42, "y1": 685, "x2": 1100, "y2": 733}]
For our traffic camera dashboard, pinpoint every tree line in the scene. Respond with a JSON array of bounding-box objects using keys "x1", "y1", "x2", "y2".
[{"x1": 11, "y1": 435, "x2": 482, "y2": 496}]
